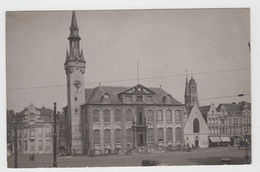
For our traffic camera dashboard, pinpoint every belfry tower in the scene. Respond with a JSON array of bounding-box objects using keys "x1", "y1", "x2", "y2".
[
  {"x1": 64, "y1": 11, "x2": 86, "y2": 154},
  {"x1": 184, "y1": 76, "x2": 199, "y2": 109}
]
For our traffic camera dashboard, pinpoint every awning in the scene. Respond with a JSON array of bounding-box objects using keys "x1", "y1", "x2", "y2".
[
  {"x1": 220, "y1": 136, "x2": 231, "y2": 142},
  {"x1": 209, "y1": 137, "x2": 221, "y2": 143}
]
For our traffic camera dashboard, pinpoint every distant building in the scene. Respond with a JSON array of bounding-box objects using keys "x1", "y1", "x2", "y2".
[
  {"x1": 184, "y1": 102, "x2": 209, "y2": 148},
  {"x1": 63, "y1": 11, "x2": 185, "y2": 155},
  {"x1": 184, "y1": 76, "x2": 209, "y2": 148},
  {"x1": 199, "y1": 101, "x2": 251, "y2": 147},
  {"x1": 7, "y1": 110, "x2": 15, "y2": 153},
  {"x1": 12, "y1": 104, "x2": 58, "y2": 154},
  {"x1": 217, "y1": 102, "x2": 251, "y2": 146}
]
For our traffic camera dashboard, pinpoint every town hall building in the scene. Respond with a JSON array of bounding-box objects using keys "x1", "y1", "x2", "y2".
[{"x1": 63, "y1": 11, "x2": 186, "y2": 155}]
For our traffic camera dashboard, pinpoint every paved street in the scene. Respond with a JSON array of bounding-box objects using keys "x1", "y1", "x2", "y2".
[{"x1": 7, "y1": 146, "x2": 251, "y2": 168}]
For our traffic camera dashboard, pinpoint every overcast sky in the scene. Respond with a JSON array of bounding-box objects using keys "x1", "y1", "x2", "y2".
[{"x1": 6, "y1": 9, "x2": 250, "y2": 112}]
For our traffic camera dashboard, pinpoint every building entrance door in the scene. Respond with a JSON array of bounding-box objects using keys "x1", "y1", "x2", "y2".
[{"x1": 136, "y1": 131, "x2": 145, "y2": 146}]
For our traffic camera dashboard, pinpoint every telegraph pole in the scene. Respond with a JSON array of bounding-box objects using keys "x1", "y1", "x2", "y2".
[
  {"x1": 14, "y1": 114, "x2": 17, "y2": 168},
  {"x1": 53, "y1": 102, "x2": 57, "y2": 167}
]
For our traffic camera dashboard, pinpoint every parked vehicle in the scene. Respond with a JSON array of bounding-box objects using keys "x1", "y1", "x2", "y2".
[{"x1": 142, "y1": 160, "x2": 160, "y2": 166}]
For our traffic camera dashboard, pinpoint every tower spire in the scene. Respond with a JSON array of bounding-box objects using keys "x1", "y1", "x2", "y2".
[{"x1": 69, "y1": 11, "x2": 80, "y2": 39}]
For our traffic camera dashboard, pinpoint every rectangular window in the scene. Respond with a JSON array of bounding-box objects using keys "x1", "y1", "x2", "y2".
[
  {"x1": 94, "y1": 130, "x2": 100, "y2": 144},
  {"x1": 147, "y1": 129, "x2": 154, "y2": 142},
  {"x1": 147, "y1": 110, "x2": 153, "y2": 122},
  {"x1": 158, "y1": 128, "x2": 163, "y2": 141},
  {"x1": 75, "y1": 108, "x2": 78, "y2": 113},
  {"x1": 93, "y1": 110, "x2": 100, "y2": 123},
  {"x1": 167, "y1": 128, "x2": 173, "y2": 141},
  {"x1": 126, "y1": 110, "x2": 132, "y2": 122},
  {"x1": 175, "y1": 127, "x2": 181, "y2": 141},
  {"x1": 136, "y1": 96, "x2": 143, "y2": 102},
  {"x1": 166, "y1": 110, "x2": 172, "y2": 122},
  {"x1": 115, "y1": 129, "x2": 121, "y2": 143},
  {"x1": 175, "y1": 110, "x2": 181, "y2": 122},
  {"x1": 74, "y1": 97, "x2": 77, "y2": 101},
  {"x1": 126, "y1": 129, "x2": 133, "y2": 143},
  {"x1": 104, "y1": 129, "x2": 111, "y2": 144},
  {"x1": 104, "y1": 110, "x2": 110, "y2": 123},
  {"x1": 114, "y1": 110, "x2": 121, "y2": 122},
  {"x1": 157, "y1": 110, "x2": 163, "y2": 122}
]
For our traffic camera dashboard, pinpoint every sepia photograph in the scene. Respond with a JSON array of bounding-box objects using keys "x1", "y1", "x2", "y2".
[{"x1": 5, "y1": 8, "x2": 252, "y2": 168}]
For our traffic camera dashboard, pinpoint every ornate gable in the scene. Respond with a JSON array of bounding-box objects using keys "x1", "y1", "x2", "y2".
[{"x1": 119, "y1": 84, "x2": 155, "y2": 95}]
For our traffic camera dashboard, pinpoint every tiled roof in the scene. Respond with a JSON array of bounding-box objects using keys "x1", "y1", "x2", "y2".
[
  {"x1": 84, "y1": 85, "x2": 182, "y2": 105},
  {"x1": 15, "y1": 106, "x2": 53, "y2": 123},
  {"x1": 199, "y1": 105, "x2": 210, "y2": 123},
  {"x1": 186, "y1": 106, "x2": 193, "y2": 115},
  {"x1": 36, "y1": 106, "x2": 53, "y2": 115},
  {"x1": 199, "y1": 105, "x2": 210, "y2": 115},
  {"x1": 217, "y1": 103, "x2": 242, "y2": 112}
]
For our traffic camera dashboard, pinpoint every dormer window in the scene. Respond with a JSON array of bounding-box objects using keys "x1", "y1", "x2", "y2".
[
  {"x1": 163, "y1": 94, "x2": 172, "y2": 104},
  {"x1": 102, "y1": 93, "x2": 110, "y2": 103}
]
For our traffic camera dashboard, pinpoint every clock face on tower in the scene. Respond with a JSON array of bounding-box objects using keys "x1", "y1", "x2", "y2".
[{"x1": 73, "y1": 80, "x2": 81, "y2": 90}]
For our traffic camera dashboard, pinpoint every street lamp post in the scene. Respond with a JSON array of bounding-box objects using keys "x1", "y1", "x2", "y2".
[
  {"x1": 14, "y1": 114, "x2": 17, "y2": 168},
  {"x1": 53, "y1": 102, "x2": 57, "y2": 167}
]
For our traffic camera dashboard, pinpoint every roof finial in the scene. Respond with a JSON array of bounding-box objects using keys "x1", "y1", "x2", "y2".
[{"x1": 137, "y1": 59, "x2": 139, "y2": 85}]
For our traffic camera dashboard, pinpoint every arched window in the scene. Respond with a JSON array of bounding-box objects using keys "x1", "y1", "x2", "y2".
[
  {"x1": 126, "y1": 129, "x2": 133, "y2": 143},
  {"x1": 175, "y1": 110, "x2": 181, "y2": 122},
  {"x1": 166, "y1": 110, "x2": 172, "y2": 122},
  {"x1": 167, "y1": 128, "x2": 173, "y2": 141},
  {"x1": 175, "y1": 127, "x2": 181, "y2": 141},
  {"x1": 157, "y1": 110, "x2": 163, "y2": 122},
  {"x1": 147, "y1": 110, "x2": 153, "y2": 122},
  {"x1": 104, "y1": 129, "x2": 111, "y2": 144},
  {"x1": 94, "y1": 129, "x2": 100, "y2": 144},
  {"x1": 158, "y1": 128, "x2": 163, "y2": 141},
  {"x1": 93, "y1": 110, "x2": 100, "y2": 123},
  {"x1": 147, "y1": 128, "x2": 154, "y2": 142},
  {"x1": 114, "y1": 110, "x2": 121, "y2": 122},
  {"x1": 115, "y1": 129, "x2": 121, "y2": 143},
  {"x1": 126, "y1": 110, "x2": 133, "y2": 122},
  {"x1": 193, "y1": 118, "x2": 200, "y2": 133},
  {"x1": 104, "y1": 110, "x2": 110, "y2": 123}
]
